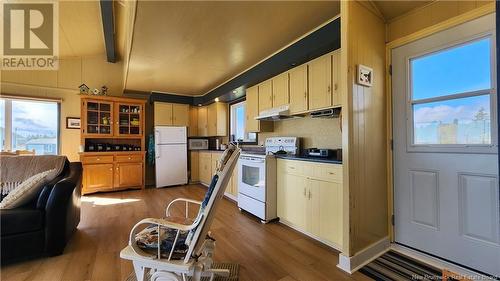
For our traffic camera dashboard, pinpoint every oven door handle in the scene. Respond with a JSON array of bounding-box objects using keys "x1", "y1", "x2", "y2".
[{"x1": 240, "y1": 158, "x2": 265, "y2": 164}]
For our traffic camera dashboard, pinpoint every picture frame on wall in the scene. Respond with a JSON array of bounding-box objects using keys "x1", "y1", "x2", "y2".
[{"x1": 66, "y1": 117, "x2": 81, "y2": 129}]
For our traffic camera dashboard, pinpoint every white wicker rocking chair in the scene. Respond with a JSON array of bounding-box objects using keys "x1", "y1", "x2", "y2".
[{"x1": 120, "y1": 145, "x2": 241, "y2": 281}]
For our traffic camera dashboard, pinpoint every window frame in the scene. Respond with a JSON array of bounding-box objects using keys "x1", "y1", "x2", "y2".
[
  {"x1": 0, "y1": 97, "x2": 61, "y2": 155},
  {"x1": 405, "y1": 33, "x2": 498, "y2": 154},
  {"x1": 229, "y1": 99, "x2": 258, "y2": 145}
]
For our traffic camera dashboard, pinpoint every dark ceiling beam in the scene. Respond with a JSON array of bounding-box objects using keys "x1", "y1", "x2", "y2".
[{"x1": 100, "y1": 0, "x2": 116, "y2": 63}]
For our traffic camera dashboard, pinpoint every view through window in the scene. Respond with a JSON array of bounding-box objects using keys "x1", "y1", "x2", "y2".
[
  {"x1": 0, "y1": 98, "x2": 59, "y2": 155},
  {"x1": 230, "y1": 101, "x2": 256, "y2": 143},
  {"x1": 411, "y1": 37, "x2": 494, "y2": 145}
]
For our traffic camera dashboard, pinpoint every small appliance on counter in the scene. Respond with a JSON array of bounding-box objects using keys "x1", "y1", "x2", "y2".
[
  {"x1": 304, "y1": 148, "x2": 342, "y2": 161},
  {"x1": 188, "y1": 139, "x2": 208, "y2": 150}
]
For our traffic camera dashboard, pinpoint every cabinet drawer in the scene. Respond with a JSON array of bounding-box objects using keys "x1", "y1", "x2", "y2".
[
  {"x1": 283, "y1": 160, "x2": 302, "y2": 175},
  {"x1": 81, "y1": 155, "x2": 114, "y2": 164},
  {"x1": 115, "y1": 154, "x2": 143, "y2": 163},
  {"x1": 319, "y1": 165, "x2": 342, "y2": 182}
]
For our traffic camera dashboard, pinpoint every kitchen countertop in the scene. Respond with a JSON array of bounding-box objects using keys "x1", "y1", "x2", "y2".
[
  {"x1": 194, "y1": 149, "x2": 225, "y2": 153},
  {"x1": 275, "y1": 154, "x2": 342, "y2": 164}
]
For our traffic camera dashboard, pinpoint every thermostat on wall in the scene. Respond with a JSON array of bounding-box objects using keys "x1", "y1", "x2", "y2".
[{"x1": 357, "y1": 64, "x2": 373, "y2": 87}]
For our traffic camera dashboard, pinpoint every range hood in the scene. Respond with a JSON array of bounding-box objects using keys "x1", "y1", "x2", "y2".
[{"x1": 255, "y1": 105, "x2": 300, "y2": 121}]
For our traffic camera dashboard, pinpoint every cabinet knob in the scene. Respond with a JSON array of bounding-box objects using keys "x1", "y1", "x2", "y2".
[
  {"x1": 308, "y1": 190, "x2": 312, "y2": 199},
  {"x1": 334, "y1": 84, "x2": 338, "y2": 91},
  {"x1": 327, "y1": 85, "x2": 331, "y2": 92},
  {"x1": 109, "y1": 168, "x2": 113, "y2": 171},
  {"x1": 128, "y1": 157, "x2": 132, "y2": 160},
  {"x1": 97, "y1": 158, "x2": 100, "y2": 161},
  {"x1": 329, "y1": 172, "x2": 335, "y2": 175}
]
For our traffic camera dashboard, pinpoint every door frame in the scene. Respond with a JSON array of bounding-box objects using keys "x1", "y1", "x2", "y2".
[{"x1": 385, "y1": 3, "x2": 497, "y2": 243}]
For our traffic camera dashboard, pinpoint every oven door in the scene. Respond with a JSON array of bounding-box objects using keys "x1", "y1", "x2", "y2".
[{"x1": 238, "y1": 156, "x2": 266, "y2": 202}]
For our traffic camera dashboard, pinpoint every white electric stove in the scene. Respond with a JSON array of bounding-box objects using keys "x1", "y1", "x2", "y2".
[{"x1": 237, "y1": 137, "x2": 299, "y2": 223}]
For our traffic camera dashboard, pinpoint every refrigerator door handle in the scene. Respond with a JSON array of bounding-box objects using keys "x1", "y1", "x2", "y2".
[{"x1": 154, "y1": 129, "x2": 160, "y2": 159}]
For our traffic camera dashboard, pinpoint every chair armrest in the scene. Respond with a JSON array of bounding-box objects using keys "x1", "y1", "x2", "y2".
[
  {"x1": 166, "y1": 198, "x2": 202, "y2": 218},
  {"x1": 128, "y1": 217, "x2": 201, "y2": 259}
]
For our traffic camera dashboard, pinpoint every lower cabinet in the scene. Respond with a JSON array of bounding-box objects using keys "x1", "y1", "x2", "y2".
[
  {"x1": 277, "y1": 159, "x2": 343, "y2": 249},
  {"x1": 114, "y1": 162, "x2": 143, "y2": 188},
  {"x1": 81, "y1": 153, "x2": 144, "y2": 195},
  {"x1": 196, "y1": 151, "x2": 238, "y2": 199},
  {"x1": 83, "y1": 163, "x2": 114, "y2": 192},
  {"x1": 199, "y1": 151, "x2": 212, "y2": 185}
]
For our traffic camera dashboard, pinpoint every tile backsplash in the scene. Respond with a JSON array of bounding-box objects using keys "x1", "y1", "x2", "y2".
[{"x1": 258, "y1": 116, "x2": 342, "y2": 150}]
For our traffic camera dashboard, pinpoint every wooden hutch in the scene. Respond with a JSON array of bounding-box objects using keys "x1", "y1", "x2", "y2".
[{"x1": 79, "y1": 95, "x2": 146, "y2": 195}]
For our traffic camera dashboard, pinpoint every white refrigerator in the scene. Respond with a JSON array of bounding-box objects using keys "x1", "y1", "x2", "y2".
[{"x1": 154, "y1": 126, "x2": 188, "y2": 187}]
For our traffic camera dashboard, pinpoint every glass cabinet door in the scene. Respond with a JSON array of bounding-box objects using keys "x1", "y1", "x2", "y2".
[
  {"x1": 84, "y1": 100, "x2": 113, "y2": 136},
  {"x1": 115, "y1": 103, "x2": 142, "y2": 136}
]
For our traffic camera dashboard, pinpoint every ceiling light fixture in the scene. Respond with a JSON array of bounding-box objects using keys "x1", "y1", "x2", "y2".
[{"x1": 214, "y1": 97, "x2": 219, "y2": 102}]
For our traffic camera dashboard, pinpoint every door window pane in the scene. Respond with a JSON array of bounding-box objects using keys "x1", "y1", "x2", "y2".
[
  {"x1": 411, "y1": 38, "x2": 491, "y2": 100},
  {"x1": 11, "y1": 100, "x2": 59, "y2": 154},
  {"x1": 413, "y1": 95, "x2": 491, "y2": 145}
]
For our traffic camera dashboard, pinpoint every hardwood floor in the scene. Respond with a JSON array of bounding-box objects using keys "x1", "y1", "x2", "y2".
[{"x1": 1, "y1": 185, "x2": 372, "y2": 281}]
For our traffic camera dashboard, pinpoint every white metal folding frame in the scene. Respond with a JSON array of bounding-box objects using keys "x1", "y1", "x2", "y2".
[{"x1": 120, "y1": 146, "x2": 241, "y2": 281}]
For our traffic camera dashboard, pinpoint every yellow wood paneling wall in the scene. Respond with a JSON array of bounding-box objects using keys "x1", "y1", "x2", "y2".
[
  {"x1": 1, "y1": 55, "x2": 125, "y2": 162},
  {"x1": 386, "y1": 0, "x2": 493, "y2": 42},
  {"x1": 342, "y1": 0, "x2": 388, "y2": 256},
  {"x1": 259, "y1": 116, "x2": 342, "y2": 150}
]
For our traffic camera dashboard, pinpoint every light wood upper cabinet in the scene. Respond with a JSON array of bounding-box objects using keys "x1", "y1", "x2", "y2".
[
  {"x1": 114, "y1": 162, "x2": 143, "y2": 188},
  {"x1": 172, "y1": 104, "x2": 189, "y2": 126},
  {"x1": 288, "y1": 64, "x2": 308, "y2": 114},
  {"x1": 197, "y1": 106, "x2": 208, "y2": 137},
  {"x1": 245, "y1": 85, "x2": 273, "y2": 133},
  {"x1": 188, "y1": 106, "x2": 198, "y2": 137},
  {"x1": 272, "y1": 72, "x2": 289, "y2": 107},
  {"x1": 154, "y1": 102, "x2": 173, "y2": 126},
  {"x1": 258, "y1": 79, "x2": 273, "y2": 112},
  {"x1": 308, "y1": 53, "x2": 332, "y2": 111},
  {"x1": 246, "y1": 86, "x2": 259, "y2": 133},
  {"x1": 115, "y1": 102, "x2": 144, "y2": 136},
  {"x1": 82, "y1": 100, "x2": 114, "y2": 136},
  {"x1": 154, "y1": 102, "x2": 190, "y2": 127},
  {"x1": 207, "y1": 102, "x2": 227, "y2": 137},
  {"x1": 332, "y1": 50, "x2": 342, "y2": 107}
]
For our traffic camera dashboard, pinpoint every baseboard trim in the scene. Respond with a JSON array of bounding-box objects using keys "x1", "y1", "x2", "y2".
[{"x1": 337, "y1": 237, "x2": 390, "y2": 274}]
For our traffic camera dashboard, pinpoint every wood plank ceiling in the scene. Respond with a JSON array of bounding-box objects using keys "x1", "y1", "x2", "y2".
[{"x1": 125, "y1": 1, "x2": 340, "y2": 95}]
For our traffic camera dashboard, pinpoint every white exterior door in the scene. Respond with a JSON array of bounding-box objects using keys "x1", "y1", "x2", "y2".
[{"x1": 392, "y1": 14, "x2": 499, "y2": 276}]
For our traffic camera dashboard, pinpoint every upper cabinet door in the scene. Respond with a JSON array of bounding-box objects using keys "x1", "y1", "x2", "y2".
[
  {"x1": 272, "y1": 72, "x2": 289, "y2": 107},
  {"x1": 332, "y1": 50, "x2": 342, "y2": 107},
  {"x1": 197, "y1": 106, "x2": 208, "y2": 137},
  {"x1": 154, "y1": 102, "x2": 173, "y2": 126},
  {"x1": 188, "y1": 106, "x2": 198, "y2": 137},
  {"x1": 82, "y1": 100, "x2": 114, "y2": 137},
  {"x1": 308, "y1": 53, "x2": 332, "y2": 111},
  {"x1": 246, "y1": 85, "x2": 259, "y2": 133},
  {"x1": 172, "y1": 104, "x2": 189, "y2": 126},
  {"x1": 288, "y1": 64, "x2": 308, "y2": 114},
  {"x1": 215, "y1": 103, "x2": 227, "y2": 136},
  {"x1": 115, "y1": 102, "x2": 143, "y2": 136},
  {"x1": 258, "y1": 79, "x2": 273, "y2": 112},
  {"x1": 207, "y1": 103, "x2": 218, "y2": 136}
]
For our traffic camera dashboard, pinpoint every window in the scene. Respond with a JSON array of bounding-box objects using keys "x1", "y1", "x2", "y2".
[
  {"x1": 230, "y1": 101, "x2": 256, "y2": 143},
  {"x1": 410, "y1": 37, "x2": 495, "y2": 146},
  {"x1": 0, "y1": 98, "x2": 60, "y2": 155}
]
